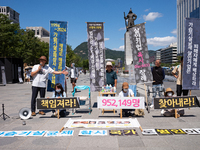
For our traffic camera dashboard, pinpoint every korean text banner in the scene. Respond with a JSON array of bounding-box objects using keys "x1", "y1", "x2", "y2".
[
  {"x1": 129, "y1": 23, "x2": 152, "y2": 84},
  {"x1": 37, "y1": 97, "x2": 79, "y2": 109},
  {"x1": 183, "y1": 18, "x2": 200, "y2": 90},
  {"x1": 47, "y1": 21, "x2": 67, "y2": 91},
  {"x1": 154, "y1": 96, "x2": 200, "y2": 109},
  {"x1": 97, "y1": 96, "x2": 145, "y2": 109},
  {"x1": 87, "y1": 22, "x2": 106, "y2": 92}
]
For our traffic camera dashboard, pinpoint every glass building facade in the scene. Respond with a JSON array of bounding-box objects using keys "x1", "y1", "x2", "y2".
[{"x1": 177, "y1": 0, "x2": 200, "y2": 55}]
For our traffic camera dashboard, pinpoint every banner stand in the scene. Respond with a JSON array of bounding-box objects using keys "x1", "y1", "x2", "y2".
[{"x1": 144, "y1": 84, "x2": 149, "y2": 113}]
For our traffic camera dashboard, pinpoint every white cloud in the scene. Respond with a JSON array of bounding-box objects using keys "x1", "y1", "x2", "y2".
[
  {"x1": 143, "y1": 12, "x2": 162, "y2": 21},
  {"x1": 112, "y1": 45, "x2": 124, "y2": 51},
  {"x1": 119, "y1": 27, "x2": 126, "y2": 31},
  {"x1": 171, "y1": 29, "x2": 177, "y2": 35},
  {"x1": 145, "y1": 8, "x2": 151, "y2": 12},
  {"x1": 147, "y1": 36, "x2": 177, "y2": 47},
  {"x1": 104, "y1": 38, "x2": 109, "y2": 41}
]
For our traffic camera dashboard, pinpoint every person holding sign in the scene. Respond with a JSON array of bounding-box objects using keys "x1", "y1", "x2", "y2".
[
  {"x1": 119, "y1": 82, "x2": 144, "y2": 117},
  {"x1": 51, "y1": 83, "x2": 67, "y2": 117},
  {"x1": 172, "y1": 56, "x2": 189, "y2": 96},
  {"x1": 161, "y1": 88, "x2": 184, "y2": 117},
  {"x1": 151, "y1": 59, "x2": 165, "y2": 108},
  {"x1": 31, "y1": 56, "x2": 68, "y2": 116}
]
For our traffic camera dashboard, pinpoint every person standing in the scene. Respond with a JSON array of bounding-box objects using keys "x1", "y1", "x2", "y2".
[
  {"x1": 172, "y1": 56, "x2": 188, "y2": 96},
  {"x1": 31, "y1": 56, "x2": 68, "y2": 116},
  {"x1": 151, "y1": 59, "x2": 165, "y2": 108},
  {"x1": 67, "y1": 63, "x2": 79, "y2": 92},
  {"x1": 106, "y1": 62, "x2": 117, "y2": 88}
]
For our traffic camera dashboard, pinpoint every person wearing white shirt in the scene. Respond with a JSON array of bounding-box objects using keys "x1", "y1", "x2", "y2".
[
  {"x1": 30, "y1": 56, "x2": 68, "y2": 116},
  {"x1": 67, "y1": 63, "x2": 79, "y2": 92}
]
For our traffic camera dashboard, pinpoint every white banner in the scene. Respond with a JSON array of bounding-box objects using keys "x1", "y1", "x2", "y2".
[
  {"x1": 97, "y1": 96, "x2": 145, "y2": 109},
  {"x1": 64, "y1": 118, "x2": 141, "y2": 128}
]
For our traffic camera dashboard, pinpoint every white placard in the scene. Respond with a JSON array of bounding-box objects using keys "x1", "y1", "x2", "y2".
[
  {"x1": 142, "y1": 129, "x2": 158, "y2": 135},
  {"x1": 97, "y1": 96, "x2": 145, "y2": 109},
  {"x1": 79, "y1": 130, "x2": 107, "y2": 136},
  {"x1": 182, "y1": 128, "x2": 200, "y2": 135}
]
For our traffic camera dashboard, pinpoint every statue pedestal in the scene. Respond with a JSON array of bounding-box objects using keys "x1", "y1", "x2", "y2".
[{"x1": 124, "y1": 31, "x2": 133, "y2": 70}]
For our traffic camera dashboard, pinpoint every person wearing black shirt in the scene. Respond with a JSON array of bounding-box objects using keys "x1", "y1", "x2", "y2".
[{"x1": 151, "y1": 59, "x2": 165, "y2": 108}]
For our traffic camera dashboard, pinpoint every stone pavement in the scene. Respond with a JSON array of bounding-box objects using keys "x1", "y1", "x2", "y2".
[{"x1": 0, "y1": 73, "x2": 200, "y2": 150}]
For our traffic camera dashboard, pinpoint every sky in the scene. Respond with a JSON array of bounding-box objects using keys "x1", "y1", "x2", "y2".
[{"x1": 1, "y1": 0, "x2": 177, "y2": 51}]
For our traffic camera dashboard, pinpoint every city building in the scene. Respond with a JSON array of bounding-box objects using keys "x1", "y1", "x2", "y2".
[
  {"x1": 160, "y1": 43, "x2": 178, "y2": 64},
  {"x1": 177, "y1": 0, "x2": 200, "y2": 55},
  {"x1": 0, "y1": 6, "x2": 20, "y2": 24},
  {"x1": 26, "y1": 27, "x2": 50, "y2": 43},
  {"x1": 156, "y1": 49, "x2": 161, "y2": 60}
]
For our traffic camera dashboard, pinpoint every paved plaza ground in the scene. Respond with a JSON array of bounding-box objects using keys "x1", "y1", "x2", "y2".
[{"x1": 0, "y1": 73, "x2": 200, "y2": 150}]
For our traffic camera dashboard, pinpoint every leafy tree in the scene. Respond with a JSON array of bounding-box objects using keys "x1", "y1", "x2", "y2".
[{"x1": 82, "y1": 59, "x2": 89, "y2": 70}]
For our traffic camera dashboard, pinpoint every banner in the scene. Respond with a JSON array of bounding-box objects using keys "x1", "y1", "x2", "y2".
[
  {"x1": 129, "y1": 23, "x2": 152, "y2": 84},
  {"x1": 87, "y1": 22, "x2": 106, "y2": 92},
  {"x1": 47, "y1": 21, "x2": 67, "y2": 91},
  {"x1": 97, "y1": 96, "x2": 145, "y2": 109},
  {"x1": 79, "y1": 130, "x2": 107, "y2": 136},
  {"x1": 154, "y1": 96, "x2": 199, "y2": 109},
  {"x1": 109, "y1": 129, "x2": 138, "y2": 136},
  {"x1": 183, "y1": 18, "x2": 200, "y2": 90},
  {"x1": 37, "y1": 97, "x2": 79, "y2": 109},
  {"x1": 64, "y1": 118, "x2": 141, "y2": 128}
]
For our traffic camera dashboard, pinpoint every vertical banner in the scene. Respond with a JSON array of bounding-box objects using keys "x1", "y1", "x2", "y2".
[
  {"x1": 129, "y1": 23, "x2": 152, "y2": 84},
  {"x1": 183, "y1": 18, "x2": 200, "y2": 90},
  {"x1": 87, "y1": 22, "x2": 106, "y2": 92},
  {"x1": 47, "y1": 21, "x2": 67, "y2": 91}
]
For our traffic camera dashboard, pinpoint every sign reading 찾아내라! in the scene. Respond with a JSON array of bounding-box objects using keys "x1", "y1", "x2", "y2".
[
  {"x1": 87, "y1": 22, "x2": 106, "y2": 92},
  {"x1": 37, "y1": 97, "x2": 79, "y2": 109},
  {"x1": 154, "y1": 96, "x2": 200, "y2": 109},
  {"x1": 97, "y1": 96, "x2": 145, "y2": 109},
  {"x1": 47, "y1": 21, "x2": 67, "y2": 91}
]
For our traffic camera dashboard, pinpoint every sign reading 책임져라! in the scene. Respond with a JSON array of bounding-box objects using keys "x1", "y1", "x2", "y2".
[
  {"x1": 183, "y1": 18, "x2": 200, "y2": 90},
  {"x1": 87, "y1": 22, "x2": 106, "y2": 92},
  {"x1": 97, "y1": 96, "x2": 145, "y2": 109},
  {"x1": 47, "y1": 21, "x2": 67, "y2": 91},
  {"x1": 154, "y1": 96, "x2": 200, "y2": 109},
  {"x1": 37, "y1": 97, "x2": 79, "y2": 109},
  {"x1": 129, "y1": 23, "x2": 152, "y2": 84}
]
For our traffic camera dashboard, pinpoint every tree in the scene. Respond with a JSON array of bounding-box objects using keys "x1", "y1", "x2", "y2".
[
  {"x1": 82, "y1": 59, "x2": 89, "y2": 70},
  {"x1": 66, "y1": 45, "x2": 82, "y2": 67}
]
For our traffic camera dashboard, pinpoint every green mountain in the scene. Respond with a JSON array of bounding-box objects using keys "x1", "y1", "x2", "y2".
[
  {"x1": 74, "y1": 42, "x2": 124, "y2": 62},
  {"x1": 74, "y1": 42, "x2": 156, "y2": 63}
]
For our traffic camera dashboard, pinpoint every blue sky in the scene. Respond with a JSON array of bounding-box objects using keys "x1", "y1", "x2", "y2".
[{"x1": 1, "y1": 0, "x2": 177, "y2": 51}]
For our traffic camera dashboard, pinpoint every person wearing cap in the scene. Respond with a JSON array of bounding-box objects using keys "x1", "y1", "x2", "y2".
[
  {"x1": 119, "y1": 82, "x2": 144, "y2": 117},
  {"x1": 161, "y1": 87, "x2": 184, "y2": 117},
  {"x1": 30, "y1": 56, "x2": 68, "y2": 116},
  {"x1": 67, "y1": 63, "x2": 79, "y2": 93},
  {"x1": 106, "y1": 61, "x2": 117, "y2": 88}
]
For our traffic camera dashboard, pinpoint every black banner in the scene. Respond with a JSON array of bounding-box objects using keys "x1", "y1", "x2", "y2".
[
  {"x1": 37, "y1": 97, "x2": 79, "y2": 109},
  {"x1": 87, "y1": 22, "x2": 106, "y2": 92},
  {"x1": 129, "y1": 23, "x2": 152, "y2": 84},
  {"x1": 154, "y1": 96, "x2": 199, "y2": 109}
]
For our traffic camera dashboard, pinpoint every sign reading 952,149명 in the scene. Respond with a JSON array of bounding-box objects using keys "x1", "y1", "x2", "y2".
[
  {"x1": 154, "y1": 96, "x2": 200, "y2": 109},
  {"x1": 37, "y1": 97, "x2": 79, "y2": 109}
]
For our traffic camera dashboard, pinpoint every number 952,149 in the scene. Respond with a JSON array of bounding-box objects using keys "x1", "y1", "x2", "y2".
[{"x1": 102, "y1": 99, "x2": 140, "y2": 107}]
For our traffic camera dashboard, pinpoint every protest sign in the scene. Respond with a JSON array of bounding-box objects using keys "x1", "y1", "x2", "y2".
[
  {"x1": 169, "y1": 129, "x2": 187, "y2": 135},
  {"x1": 182, "y1": 128, "x2": 200, "y2": 135},
  {"x1": 142, "y1": 129, "x2": 158, "y2": 135},
  {"x1": 63, "y1": 118, "x2": 141, "y2": 128},
  {"x1": 87, "y1": 22, "x2": 106, "y2": 92},
  {"x1": 44, "y1": 130, "x2": 73, "y2": 137},
  {"x1": 129, "y1": 23, "x2": 152, "y2": 84},
  {"x1": 155, "y1": 129, "x2": 173, "y2": 135},
  {"x1": 183, "y1": 18, "x2": 200, "y2": 90},
  {"x1": 79, "y1": 130, "x2": 107, "y2": 136},
  {"x1": 37, "y1": 97, "x2": 79, "y2": 109},
  {"x1": 47, "y1": 21, "x2": 67, "y2": 91},
  {"x1": 109, "y1": 129, "x2": 138, "y2": 136},
  {"x1": 97, "y1": 96, "x2": 145, "y2": 109},
  {"x1": 154, "y1": 96, "x2": 199, "y2": 109}
]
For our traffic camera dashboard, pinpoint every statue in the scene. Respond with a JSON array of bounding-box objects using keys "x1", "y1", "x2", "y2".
[{"x1": 124, "y1": 8, "x2": 137, "y2": 31}]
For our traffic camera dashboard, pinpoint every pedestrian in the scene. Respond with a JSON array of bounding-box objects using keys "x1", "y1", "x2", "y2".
[
  {"x1": 67, "y1": 63, "x2": 79, "y2": 93},
  {"x1": 172, "y1": 56, "x2": 188, "y2": 96},
  {"x1": 30, "y1": 56, "x2": 68, "y2": 116},
  {"x1": 106, "y1": 61, "x2": 117, "y2": 88},
  {"x1": 151, "y1": 59, "x2": 165, "y2": 108},
  {"x1": 51, "y1": 83, "x2": 67, "y2": 117}
]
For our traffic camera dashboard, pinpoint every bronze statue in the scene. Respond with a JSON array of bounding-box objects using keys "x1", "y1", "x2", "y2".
[{"x1": 124, "y1": 8, "x2": 137, "y2": 31}]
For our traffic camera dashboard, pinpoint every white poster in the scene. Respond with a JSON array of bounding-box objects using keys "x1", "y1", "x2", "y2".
[{"x1": 79, "y1": 130, "x2": 107, "y2": 136}]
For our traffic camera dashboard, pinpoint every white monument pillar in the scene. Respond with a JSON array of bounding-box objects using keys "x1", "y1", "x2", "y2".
[{"x1": 124, "y1": 31, "x2": 133, "y2": 70}]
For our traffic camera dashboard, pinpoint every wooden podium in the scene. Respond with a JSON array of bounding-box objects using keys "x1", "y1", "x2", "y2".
[{"x1": 99, "y1": 92, "x2": 116, "y2": 115}]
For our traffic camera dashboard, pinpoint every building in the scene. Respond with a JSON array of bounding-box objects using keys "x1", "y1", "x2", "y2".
[
  {"x1": 0, "y1": 6, "x2": 20, "y2": 24},
  {"x1": 26, "y1": 27, "x2": 50, "y2": 43},
  {"x1": 177, "y1": 0, "x2": 200, "y2": 55},
  {"x1": 156, "y1": 49, "x2": 161, "y2": 60},
  {"x1": 160, "y1": 43, "x2": 178, "y2": 64}
]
